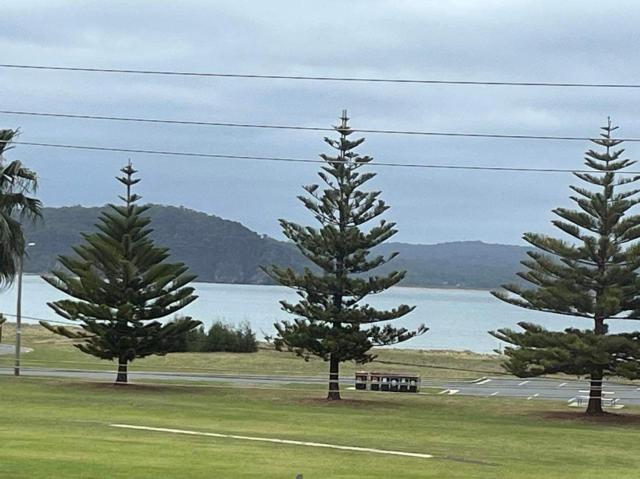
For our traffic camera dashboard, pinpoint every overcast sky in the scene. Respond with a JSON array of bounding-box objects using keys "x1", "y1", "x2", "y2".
[{"x1": 3, "y1": 0, "x2": 640, "y2": 245}]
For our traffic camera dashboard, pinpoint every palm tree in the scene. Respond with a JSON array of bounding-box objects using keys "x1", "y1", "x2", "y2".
[{"x1": 0, "y1": 129, "x2": 42, "y2": 286}]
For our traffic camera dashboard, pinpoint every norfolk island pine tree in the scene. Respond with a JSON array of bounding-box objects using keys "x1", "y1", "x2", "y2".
[
  {"x1": 491, "y1": 120, "x2": 640, "y2": 415},
  {"x1": 41, "y1": 162, "x2": 200, "y2": 384},
  {"x1": 263, "y1": 111, "x2": 427, "y2": 400}
]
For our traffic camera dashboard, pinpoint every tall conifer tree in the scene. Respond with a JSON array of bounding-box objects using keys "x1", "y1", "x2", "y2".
[
  {"x1": 265, "y1": 111, "x2": 427, "y2": 400},
  {"x1": 42, "y1": 162, "x2": 200, "y2": 383},
  {"x1": 491, "y1": 120, "x2": 640, "y2": 415}
]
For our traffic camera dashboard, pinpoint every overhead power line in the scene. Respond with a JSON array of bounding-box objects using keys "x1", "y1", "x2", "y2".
[
  {"x1": 5, "y1": 138, "x2": 640, "y2": 175},
  {"x1": 374, "y1": 359, "x2": 510, "y2": 376},
  {"x1": 1, "y1": 63, "x2": 639, "y2": 89},
  {"x1": 1, "y1": 312, "x2": 72, "y2": 325},
  {"x1": 2, "y1": 109, "x2": 637, "y2": 142}
]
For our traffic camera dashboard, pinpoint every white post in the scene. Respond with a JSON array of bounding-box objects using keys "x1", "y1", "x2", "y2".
[
  {"x1": 14, "y1": 242, "x2": 34, "y2": 377},
  {"x1": 14, "y1": 253, "x2": 23, "y2": 376}
]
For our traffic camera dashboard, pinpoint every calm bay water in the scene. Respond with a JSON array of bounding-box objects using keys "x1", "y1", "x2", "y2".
[{"x1": 0, "y1": 275, "x2": 631, "y2": 353}]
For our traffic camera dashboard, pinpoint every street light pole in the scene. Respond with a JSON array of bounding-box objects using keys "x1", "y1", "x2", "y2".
[{"x1": 14, "y1": 242, "x2": 35, "y2": 377}]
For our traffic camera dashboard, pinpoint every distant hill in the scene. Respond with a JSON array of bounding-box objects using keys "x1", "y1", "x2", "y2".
[
  {"x1": 375, "y1": 241, "x2": 528, "y2": 289},
  {"x1": 22, "y1": 205, "x2": 529, "y2": 289}
]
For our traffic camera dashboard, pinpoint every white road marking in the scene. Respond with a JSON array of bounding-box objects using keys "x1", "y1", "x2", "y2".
[
  {"x1": 558, "y1": 383, "x2": 567, "y2": 388},
  {"x1": 110, "y1": 424, "x2": 433, "y2": 459},
  {"x1": 490, "y1": 392, "x2": 499, "y2": 396},
  {"x1": 518, "y1": 381, "x2": 530, "y2": 386},
  {"x1": 439, "y1": 389, "x2": 460, "y2": 395},
  {"x1": 526, "y1": 393, "x2": 540, "y2": 400},
  {"x1": 475, "y1": 379, "x2": 492, "y2": 385}
]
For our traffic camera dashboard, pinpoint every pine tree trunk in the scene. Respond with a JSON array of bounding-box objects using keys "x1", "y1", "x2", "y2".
[
  {"x1": 116, "y1": 357, "x2": 128, "y2": 384},
  {"x1": 586, "y1": 317, "x2": 606, "y2": 415},
  {"x1": 586, "y1": 370, "x2": 604, "y2": 415},
  {"x1": 327, "y1": 353, "x2": 341, "y2": 400}
]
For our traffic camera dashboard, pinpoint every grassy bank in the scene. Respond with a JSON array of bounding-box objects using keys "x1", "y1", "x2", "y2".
[
  {"x1": 1, "y1": 377, "x2": 639, "y2": 478},
  {"x1": 0, "y1": 323, "x2": 503, "y2": 379}
]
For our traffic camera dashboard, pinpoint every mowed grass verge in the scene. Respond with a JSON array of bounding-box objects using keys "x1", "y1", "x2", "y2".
[
  {"x1": 1, "y1": 377, "x2": 640, "y2": 478},
  {"x1": 0, "y1": 324, "x2": 503, "y2": 379}
]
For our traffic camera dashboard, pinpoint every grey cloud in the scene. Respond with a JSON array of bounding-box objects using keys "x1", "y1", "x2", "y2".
[{"x1": 3, "y1": 0, "x2": 640, "y2": 245}]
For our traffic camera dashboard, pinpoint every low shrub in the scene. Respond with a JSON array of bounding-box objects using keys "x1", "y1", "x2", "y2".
[{"x1": 172, "y1": 318, "x2": 258, "y2": 353}]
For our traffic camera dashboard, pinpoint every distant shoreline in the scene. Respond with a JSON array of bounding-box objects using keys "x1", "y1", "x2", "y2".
[{"x1": 23, "y1": 272, "x2": 493, "y2": 294}]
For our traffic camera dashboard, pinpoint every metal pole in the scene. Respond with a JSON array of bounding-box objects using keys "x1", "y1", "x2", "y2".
[{"x1": 14, "y1": 252, "x2": 23, "y2": 376}]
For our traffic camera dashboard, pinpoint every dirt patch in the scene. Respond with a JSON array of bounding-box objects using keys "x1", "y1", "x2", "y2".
[
  {"x1": 75, "y1": 381, "x2": 209, "y2": 394},
  {"x1": 536, "y1": 410, "x2": 640, "y2": 426},
  {"x1": 296, "y1": 397, "x2": 401, "y2": 409}
]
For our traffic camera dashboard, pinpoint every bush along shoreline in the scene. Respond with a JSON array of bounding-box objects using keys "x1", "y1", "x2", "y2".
[{"x1": 171, "y1": 318, "x2": 258, "y2": 353}]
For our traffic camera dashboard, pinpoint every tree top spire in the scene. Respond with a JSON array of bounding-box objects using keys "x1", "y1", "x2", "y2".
[
  {"x1": 117, "y1": 160, "x2": 142, "y2": 206},
  {"x1": 334, "y1": 109, "x2": 353, "y2": 137}
]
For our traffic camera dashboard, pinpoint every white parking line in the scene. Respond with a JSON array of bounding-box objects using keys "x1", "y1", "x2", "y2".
[
  {"x1": 558, "y1": 383, "x2": 567, "y2": 388},
  {"x1": 490, "y1": 392, "x2": 499, "y2": 396},
  {"x1": 526, "y1": 393, "x2": 540, "y2": 400},
  {"x1": 518, "y1": 381, "x2": 530, "y2": 386},
  {"x1": 475, "y1": 379, "x2": 492, "y2": 386},
  {"x1": 110, "y1": 424, "x2": 433, "y2": 459},
  {"x1": 438, "y1": 389, "x2": 460, "y2": 395}
]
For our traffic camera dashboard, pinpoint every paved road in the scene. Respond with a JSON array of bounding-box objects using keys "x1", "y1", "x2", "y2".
[
  {"x1": 433, "y1": 376, "x2": 640, "y2": 407},
  {"x1": 2, "y1": 366, "x2": 640, "y2": 408}
]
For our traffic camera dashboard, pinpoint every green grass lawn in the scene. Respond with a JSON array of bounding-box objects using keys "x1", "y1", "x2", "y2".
[
  {"x1": 2, "y1": 376, "x2": 640, "y2": 478},
  {"x1": 0, "y1": 323, "x2": 503, "y2": 380}
]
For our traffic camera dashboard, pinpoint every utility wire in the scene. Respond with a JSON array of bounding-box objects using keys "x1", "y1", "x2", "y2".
[
  {"x1": 374, "y1": 359, "x2": 510, "y2": 376},
  {"x1": 0, "y1": 372, "x2": 325, "y2": 392},
  {"x1": 1, "y1": 63, "x2": 640, "y2": 89},
  {"x1": 10, "y1": 373, "x2": 640, "y2": 399},
  {"x1": 2, "y1": 361, "x2": 639, "y2": 396},
  {"x1": 1, "y1": 312, "x2": 72, "y2": 325},
  {"x1": 5, "y1": 139, "x2": 640, "y2": 175},
  {"x1": 2, "y1": 109, "x2": 636, "y2": 142},
  {"x1": 2, "y1": 320, "x2": 638, "y2": 385}
]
